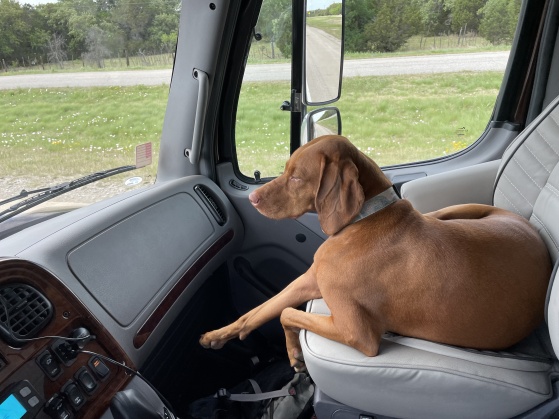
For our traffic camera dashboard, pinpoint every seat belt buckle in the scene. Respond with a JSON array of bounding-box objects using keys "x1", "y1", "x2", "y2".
[{"x1": 216, "y1": 388, "x2": 230, "y2": 399}]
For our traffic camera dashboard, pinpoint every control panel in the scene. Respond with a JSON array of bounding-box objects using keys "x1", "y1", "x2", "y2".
[{"x1": 0, "y1": 259, "x2": 133, "y2": 419}]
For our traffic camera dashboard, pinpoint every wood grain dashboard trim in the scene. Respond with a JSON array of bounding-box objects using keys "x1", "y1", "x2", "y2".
[
  {"x1": 134, "y1": 229, "x2": 234, "y2": 349},
  {"x1": 0, "y1": 257, "x2": 134, "y2": 419}
]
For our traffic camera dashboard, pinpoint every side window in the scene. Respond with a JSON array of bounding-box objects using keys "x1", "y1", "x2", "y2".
[
  {"x1": 235, "y1": 0, "x2": 521, "y2": 173},
  {"x1": 235, "y1": 0, "x2": 292, "y2": 178}
]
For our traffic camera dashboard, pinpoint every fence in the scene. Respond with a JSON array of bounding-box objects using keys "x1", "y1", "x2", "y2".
[{"x1": 1, "y1": 51, "x2": 176, "y2": 73}]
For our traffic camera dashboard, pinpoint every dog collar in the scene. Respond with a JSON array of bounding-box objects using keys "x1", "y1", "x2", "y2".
[{"x1": 353, "y1": 186, "x2": 400, "y2": 222}]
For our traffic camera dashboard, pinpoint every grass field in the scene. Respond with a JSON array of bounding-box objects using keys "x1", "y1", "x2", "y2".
[
  {"x1": 236, "y1": 71, "x2": 503, "y2": 177},
  {"x1": 0, "y1": 85, "x2": 166, "y2": 196},
  {"x1": 0, "y1": 71, "x2": 504, "y2": 194}
]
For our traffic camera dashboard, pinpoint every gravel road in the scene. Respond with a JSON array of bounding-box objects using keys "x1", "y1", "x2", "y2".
[{"x1": 0, "y1": 51, "x2": 509, "y2": 90}]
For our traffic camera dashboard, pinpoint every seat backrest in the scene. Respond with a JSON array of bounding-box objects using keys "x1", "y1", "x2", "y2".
[
  {"x1": 494, "y1": 95, "x2": 559, "y2": 357},
  {"x1": 493, "y1": 95, "x2": 559, "y2": 264}
]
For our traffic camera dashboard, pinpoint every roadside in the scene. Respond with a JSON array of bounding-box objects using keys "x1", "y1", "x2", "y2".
[{"x1": 0, "y1": 51, "x2": 509, "y2": 90}]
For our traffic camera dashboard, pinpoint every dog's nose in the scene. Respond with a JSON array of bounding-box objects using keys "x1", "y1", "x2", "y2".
[{"x1": 249, "y1": 191, "x2": 260, "y2": 206}]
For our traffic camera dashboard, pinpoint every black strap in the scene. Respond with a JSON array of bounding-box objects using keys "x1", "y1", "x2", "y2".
[{"x1": 215, "y1": 379, "x2": 294, "y2": 402}]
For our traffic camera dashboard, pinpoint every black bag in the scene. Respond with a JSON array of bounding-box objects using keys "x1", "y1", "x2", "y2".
[{"x1": 186, "y1": 360, "x2": 314, "y2": 419}]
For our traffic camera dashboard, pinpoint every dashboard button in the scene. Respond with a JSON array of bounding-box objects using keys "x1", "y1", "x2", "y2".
[
  {"x1": 45, "y1": 394, "x2": 74, "y2": 419},
  {"x1": 38, "y1": 351, "x2": 62, "y2": 379},
  {"x1": 89, "y1": 356, "x2": 110, "y2": 380},
  {"x1": 77, "y1": 368, "x2": 97, "y2": 394},
  {"x1": 63, "y1": 382, "x2": 85, "y2": 410},
  {"x1": 28, "y1": 395, "x2": 40, "y2": 408},
  {"x1": 19, "y1": 386, "x2": 31, "y2": 397}
]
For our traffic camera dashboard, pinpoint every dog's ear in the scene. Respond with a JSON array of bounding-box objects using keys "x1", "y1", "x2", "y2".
[{"x1": 315, "y1": 156, "x2": 364, "y2": 235}]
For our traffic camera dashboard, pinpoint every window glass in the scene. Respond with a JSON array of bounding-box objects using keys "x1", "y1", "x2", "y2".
[
  {"x1": 0, "y1": 0, "x2": 179, "y2": 212},
  {"x1": 235, "y1": 0, "x2": 520, "y2": 174}
]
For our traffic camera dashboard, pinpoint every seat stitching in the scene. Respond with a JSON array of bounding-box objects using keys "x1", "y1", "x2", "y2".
[
  {"x1": 494, "y1": 186, "x2": 523, "y2": 215},
  {"x1": 535, "y1": 127, "x2": 559, "y2": 157},
  {"x1": 545, "y1": 183, "x2": 559, "y2": 198},
  {"x1": 502, "y1": 173, "x2": 535, "y2": 208},
  {"x1": 525, "y1": 144, "x2": 551, "y2": 174},
  {"x1": 512, "y1": 157, "x2": 544, "y2": 190},
  {"x1": 549, "y1": 111, "x2": 559, "y2": 129},
  {"x1": 531, "y1": 214, "x2": 559, "y2": 253}
]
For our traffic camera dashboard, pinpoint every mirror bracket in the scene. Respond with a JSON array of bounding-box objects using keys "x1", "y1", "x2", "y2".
[
  {"x1": 280, "y1": 91, "x2": 302, "y2": 112},
  {"x1": 280, "y1": 101, "x2": 291, "y2": 111},
  {"x1": 292, "y1": 91, "x2": 302, "y2": 112}
]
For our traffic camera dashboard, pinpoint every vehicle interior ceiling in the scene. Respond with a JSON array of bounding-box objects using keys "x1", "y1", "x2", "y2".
[{"x1": 2, "y1": 0, "x2": 559, "y2": 417}]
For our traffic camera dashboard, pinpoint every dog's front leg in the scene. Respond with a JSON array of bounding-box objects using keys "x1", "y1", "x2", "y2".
[
  {"x1": 282, "y1": 323, "x2": 306, "y2": 372},
  {"x1": 280, "y1": 306, "x2": 382, "y2": 364},
  {"x1": 200, "y1": 267, "x2": 321, "y2": 349}
]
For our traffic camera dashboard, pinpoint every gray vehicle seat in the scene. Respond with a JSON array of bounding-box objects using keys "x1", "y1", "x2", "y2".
[{"x1": 300, "y1": 95, "x2": 559, "y2": 419}]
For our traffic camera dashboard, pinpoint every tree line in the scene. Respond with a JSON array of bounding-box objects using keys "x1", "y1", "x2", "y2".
[
  {"x1": 256, "y1": 0, "x2": 520, "y2": 59},
  {"x1": 1, "y1": 0, "x2": 520, "y2": 69},
  {"x1": 346, "y1": 0, "x2": 521, "y2": 53},
  {"x1": 0, "y1": 0, "x2": 179, "y2": 68}
]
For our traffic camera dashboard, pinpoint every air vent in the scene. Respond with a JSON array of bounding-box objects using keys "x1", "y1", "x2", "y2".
[
  {"x1": 0, "y1": 283, "x2": 53, "y2": 347},
  {"x1": 194, "y1": 185, "x2": 227, "y2": 226}
]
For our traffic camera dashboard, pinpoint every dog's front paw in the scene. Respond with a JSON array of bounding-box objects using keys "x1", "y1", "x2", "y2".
[
  {"x1": 199, "y1": 331, "x2": 228, "y2": 349},
  {"x1": 290, "y1": 348, "x2": 306, "y2": 372}
]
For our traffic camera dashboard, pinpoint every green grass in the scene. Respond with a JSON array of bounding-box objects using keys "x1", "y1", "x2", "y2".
[
  {"x1": 0, "y1": 72, "x2": 504, "y2": 189},
  {"x1": 307, "y1": 15, "x2": 343, "y2": 39},
  {"x1": 0, "y1": 85, "x2": 166, "y2": 182},
  {"x1": 236, "y1": 71, "x2": 504, "y2": 176},
  {"x1": 335, "y1": 72, "x2": 501, "y2": 165}
]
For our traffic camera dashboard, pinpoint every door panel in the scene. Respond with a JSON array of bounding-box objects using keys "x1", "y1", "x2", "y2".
[{"x1": 217, "y1": 163, "x2": 325, "y2": 342}]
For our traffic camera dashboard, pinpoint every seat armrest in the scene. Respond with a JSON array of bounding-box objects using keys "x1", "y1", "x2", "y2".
[{"x1": 400, "y1": 160, "x2": 500, "y2": 213}]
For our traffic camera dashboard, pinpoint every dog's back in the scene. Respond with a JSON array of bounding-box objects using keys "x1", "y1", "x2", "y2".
[{"x1": 315, "y1": 198, "x2": 551, "y2": 350}]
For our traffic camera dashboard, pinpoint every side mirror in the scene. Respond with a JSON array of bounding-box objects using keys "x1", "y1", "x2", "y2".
[
  {"x1": 303, "y1": 0, "x2": 344, "y2": 106},
  {"x1": 301, "y1": 107, "x2": 342, "y2": 145}
]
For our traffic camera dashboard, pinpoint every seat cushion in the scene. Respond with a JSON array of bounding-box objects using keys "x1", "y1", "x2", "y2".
[{"x1": 301, "y1": 299, "x2": 555, "y2": 419}]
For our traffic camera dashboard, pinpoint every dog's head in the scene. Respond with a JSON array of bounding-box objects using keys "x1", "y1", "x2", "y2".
[{"x1": 249, "y1": 135, "x2": 370, "y2": 235}]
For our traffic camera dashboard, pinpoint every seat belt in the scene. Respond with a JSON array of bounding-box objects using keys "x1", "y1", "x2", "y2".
[{"x1": 214, "y1": 379, "x2": 294, "y2": 402}]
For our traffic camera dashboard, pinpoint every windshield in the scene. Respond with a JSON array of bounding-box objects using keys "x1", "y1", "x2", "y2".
[{"x1": 0, "y1": 0, "x2": 179, "y2": 218}]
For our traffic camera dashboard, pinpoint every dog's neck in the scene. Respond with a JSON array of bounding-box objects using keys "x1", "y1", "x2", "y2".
[{"x1": 353, "y1": 186, "x2": 400, "y2": 223}]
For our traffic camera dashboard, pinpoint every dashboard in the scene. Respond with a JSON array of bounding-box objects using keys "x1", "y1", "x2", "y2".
[
  {"x1": 0, "y1": 176, "x2": 243, "y2": 418},
  {"x1": 0, "y1": 258, "x2": 131, "y2": 418}
]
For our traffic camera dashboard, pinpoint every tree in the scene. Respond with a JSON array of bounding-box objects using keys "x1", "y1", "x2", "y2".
[
  {"x1": 344, "y1": 0, "x2": 377, "y2": 52},
  {"x1": 445, "y1": 0, "x2": 486, "y2": 33},
  {"x1": 479, "y1": 0, "x2": 516, "y2": 44},
  {"x1": 83, "y1": 26, "x2": 109, "y2": 67},
  {"x1": 256, "y1": 0, "x2": 291, "y2": 58},
  {"x1": 0, "y1": 0, "x2": 28, "y2": 61},
  {"x1": 419, "y1": 0, "x2": 449, "y2": 38},
  {"x1": 37, "y1": 2, "x2": 73, "y2": 55},
  {"x1": 46, "y1": 33, "x2": 67, "y2": 67},
  {"x1": 326, "y1": 2, "x2": 342, "y2": 15},
  {"x1": 365, "y1": 0, "x2": 421, "y2": 52},
  {"x1": 148, "y1": 12, "x2": 179, "y2": 52},
  {"x1": 0, "y1": 0, "x2": 50, "y2": 65}
]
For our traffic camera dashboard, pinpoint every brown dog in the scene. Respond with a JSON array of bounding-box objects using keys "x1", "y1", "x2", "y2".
[{"x1": 200, "y1": 135, "x2": 551, "y2": 370}]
